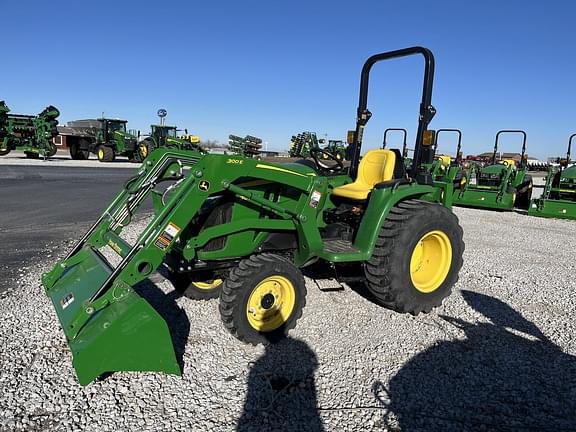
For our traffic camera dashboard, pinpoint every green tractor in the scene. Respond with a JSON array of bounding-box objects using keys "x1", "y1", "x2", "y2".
[
  {"x1": 64, "y1": 118, "x2": 139, "y2": 162},
  {"x1": 428, "y1": 128, "x2": 466, "y2": 187},
  {"x1": 528, "y1": 134, "x2": 576, "y2": 220},
  {"x1": 138, "y1": 124, "x2": 205, "y2": 160},
  {"x1": 0, "y1": 101, "x2": 60, "y2": 159},
  {"x1": 322, "y1": 139, "x2": 347, "y2": 161},
  {"x1": 288, "y1": 132, "x2": 321, "y2": 158},
  {"x1": 41, "y1": 47, "x2": 464, "y2": 385},
  {"x1": 452, "y1": 130, "x2": 533, "y2": 210}
]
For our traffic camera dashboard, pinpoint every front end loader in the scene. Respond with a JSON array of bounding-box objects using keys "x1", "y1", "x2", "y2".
[
  {"x1": 42, "y1": 47, "x2": 464, "y2": 385},
  {"x1": 528, "y1": 134, "x2": 576, "y2": 220},
  {"x1": 452, "y1": 130, "x2": 533, "y2": 210}
]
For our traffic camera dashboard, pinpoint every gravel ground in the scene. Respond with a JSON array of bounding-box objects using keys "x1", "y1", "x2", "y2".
[{"x1": 1, "y1": 207, "x2": 575, "y2": 431}]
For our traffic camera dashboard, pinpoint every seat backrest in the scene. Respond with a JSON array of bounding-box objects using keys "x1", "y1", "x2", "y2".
[
  {"x1": 437, "y1": 155, "x2": 451, "y2": 167},
  {"x1": 357, "y1": 149, "x2": 397, "y2": 186},
  {"x1": 499, "y1": 159, "x2": 517, "y2": 169}
]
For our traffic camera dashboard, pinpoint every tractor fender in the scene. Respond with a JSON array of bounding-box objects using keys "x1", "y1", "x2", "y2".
[{"x1": 353, "y1": 182, "x2": 439, "y2": 259}]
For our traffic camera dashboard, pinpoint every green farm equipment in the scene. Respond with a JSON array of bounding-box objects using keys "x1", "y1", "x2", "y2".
[
  {"x1": 528, "y1": 134, "x2": 576, "y2": 220},
  {"x1": 323, "y1": 140, "x2": 347, "y2": 161},
  {"x1": 0, "y1": 101, "x2": 60, "y2": 158},
  {"x1": 63, "y1": 118, "x2": 139, "y2": 162},
  {"x1": 452, "y1": 130, "x2": 533, "y2": 210},
  {"x1": 428, "y1": 128, "x2": 465, "y2": 187},
  {"x1": 228, "y1": 134, "x2": 263, "y2": 158},
  {"x1": 138, "y1": 125, "x2": 205, "y2": 159},
  {"x1": 41, "y1": 47, "x2": 464, "y2": 385},
  {"x1": 289, "y1": 132, "x2": 321, "y2": 158}
]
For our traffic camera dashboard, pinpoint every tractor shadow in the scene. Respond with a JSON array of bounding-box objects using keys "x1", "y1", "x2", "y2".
[
  {"x1": 237, "y1": 337, "x2": 324, "y2": 432},
  {"x1": 372, "y1": 290, "x2": 576, "y2": 431},
  {"x1": 133, "y1": 273, "x2": 191, "y2": 370}
]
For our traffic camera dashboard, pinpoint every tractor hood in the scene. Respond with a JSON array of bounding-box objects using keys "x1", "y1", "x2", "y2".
[
  {"x1": 560, "y1": 165, "x2": 576, "y2": 181},
  {"x1": 479, "y1": 164, "x2": 507, "y2": 179}
]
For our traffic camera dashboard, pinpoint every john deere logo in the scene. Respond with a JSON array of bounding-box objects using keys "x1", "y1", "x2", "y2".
[{"x1": 198, "y1": 180, "x2": 210, "y2": 191}]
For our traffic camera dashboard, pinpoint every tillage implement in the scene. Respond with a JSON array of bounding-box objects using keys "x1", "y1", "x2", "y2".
[
  {"x1": 42, "y1": 47, "x2": 464, "y2": 385},
  {"x1": 0, "y1": 101, "x2": 60, "y2": 158}
]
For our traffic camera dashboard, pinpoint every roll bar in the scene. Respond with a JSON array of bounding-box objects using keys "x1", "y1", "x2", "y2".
[
  {"x1": 567, "y1": 133, "x2": 575, "y2": 166},
  {"x1": 349, "y1": 47, "x2": 436, "y2": 181},
  {"x1": 492, "y1": 130, "x2": 527, "y2": 168},
  {"x1": 434, "y1": 129, "x2": 462, "y2": 164},
  {"x1": 382, "y1": 128, "x2": 408, "y2": 150}
]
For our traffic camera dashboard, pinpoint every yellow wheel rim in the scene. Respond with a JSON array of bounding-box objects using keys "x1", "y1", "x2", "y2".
[
  {"x1": 246, "y1": 275, "x2": 296, "y2": 332},
  {"x1": 191, "y1": 278, "x2": 223, "y2": 290},
  {"x1": 139, "y1": 143, "x2": 148, "y2": 158},
  {"x1": 460, "y1": 176, "x2": 467, "y2": 188},
  {"x1": 98, "y1": 149, "x2": 104, "y2": 160},
  {"x1": 410, "y1": 230, "x2": 452, "y2": 293}
]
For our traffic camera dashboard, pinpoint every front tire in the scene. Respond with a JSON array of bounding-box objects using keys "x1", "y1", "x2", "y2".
[
  {"x1": 173, "y1": 271, "x2": 224, "y2": 300},
  {"x1": 219, "y1": 253, "x2": 306, "y2": 345},
  {"x1": 514, "y1": 175, "x2": 533, "y2": 209},
  {"x1": 364, "y1": 199, "x2": 464, "y2": 315},
  {"x1": 69, "y1": 139, "x2": 90, "y2": 160},
  {"x1": 97, "y1": 145, "x2": 115, "y2": 162},
  {"x1": 135, "y1": 139, "x2": 154, "y2": 162}
]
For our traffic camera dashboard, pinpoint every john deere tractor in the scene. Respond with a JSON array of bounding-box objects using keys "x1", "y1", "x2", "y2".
[
  {"x1": 452, "y1": 130, "x2": 533, "y2": 210},
  {"x1": 528, "y1": 134, "x2": 576, "y2": 220},
  {"x1": 0, "y1": 101, "x2": 60, "y2": 158},
  {"x1": 138, "y1": 125, "x2": 205, "y2": 160},
  {"x1": 428, "y1": 128, "x2": 466, "y2": 188},
  {"x1": 41, "y1": 47, "x2": 464, "y2": 385},
  {"x1": 63, "y1": 118, "x2": 139, "y2": 162}
]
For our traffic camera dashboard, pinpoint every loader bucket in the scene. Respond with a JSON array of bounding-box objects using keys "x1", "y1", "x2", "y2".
[{"x1": 43, "y1": 247, "x2": 181, "y2": 386}]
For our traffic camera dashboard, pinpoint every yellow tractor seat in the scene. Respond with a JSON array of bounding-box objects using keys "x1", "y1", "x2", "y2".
[
  {"x1": 437, "y1": 155, "x2": 451, "y2": 167},
  {"x1": 332, "y1": 149, "x2": 397, "y2": 200},
  {"x1": 499, "y1": 159, "x2": 517, "y2": 169}
]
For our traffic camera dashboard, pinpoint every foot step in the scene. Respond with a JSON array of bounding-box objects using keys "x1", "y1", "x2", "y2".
[
  {"x1": 313, "y1": 277, "x2": 344, "y2": 292},
  {"x1": 322, "y1": 239, "x2": 359, "y2": 254}
]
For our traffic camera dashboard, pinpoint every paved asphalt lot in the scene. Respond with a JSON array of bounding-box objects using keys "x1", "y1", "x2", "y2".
[{"x1": 0, "y1": 155, "x2": 135, "y2": 292}]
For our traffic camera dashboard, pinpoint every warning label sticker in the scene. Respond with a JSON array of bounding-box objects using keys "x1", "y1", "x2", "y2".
[
  {"x1": 309, "y1": 190, "x2": 322, "y2": 208},
  {"x1": 155, "y1": 222, "x2": 181, "y2": 250},
  {"x1": 60, "y1": 293, "x2": 74, "y2": 310}
]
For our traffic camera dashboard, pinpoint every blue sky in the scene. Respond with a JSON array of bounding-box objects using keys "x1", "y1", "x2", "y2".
[{"x1": 2, "y1": 1, "x2": 574, "y2": 159}]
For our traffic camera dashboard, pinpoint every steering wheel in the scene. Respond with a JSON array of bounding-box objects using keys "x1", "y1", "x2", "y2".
[{"x1": 309, "y1": 147, "x2": 344, "y2": 174}]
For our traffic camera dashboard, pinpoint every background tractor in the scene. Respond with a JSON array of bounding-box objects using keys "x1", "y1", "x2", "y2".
[
  {"x1": 138, "y1": 109, "x2": 205, "y2": 159},
  {"x1": 322, "y1": 139, "x2": 347, "y2": 161},
  {"x1": 528, "y1": 133, "x2": 576, "y2": 219},
  {"x1": 0, "y1": 101, "x2": 59, "y2": 158},
  {"x1": 452, "y1": 130, "x2": 533, "y2": 210},
  {"x1": 138, "y1": 125, "x2": 205, "y2": 160},
  {"x1": 41, "y1": 46, "x2": 464, "y2": 386},
  {"x1": 428, "y1": 128, "x2": 466, "y2": 187},
  {"x1": 63, "y1": 118, "x2": 139, "y2": 162}
]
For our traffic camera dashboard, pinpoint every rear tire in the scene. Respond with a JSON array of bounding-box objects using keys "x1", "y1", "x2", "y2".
[
  {"x1": 219, "y1": 253, "x2": 306, "y2": 345},
  {"x1": 69, "y1": 139, "x2": 90, "y2": 160},
  {"x1": 97, "y1": 145, "x2": 115, "y2": 162},
  {"x1": 364, "y1": 199, "x2": 464, "y2": 315},
  {"x1": 135, "y1": 139, "x2": 154, "y2": 162}
]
